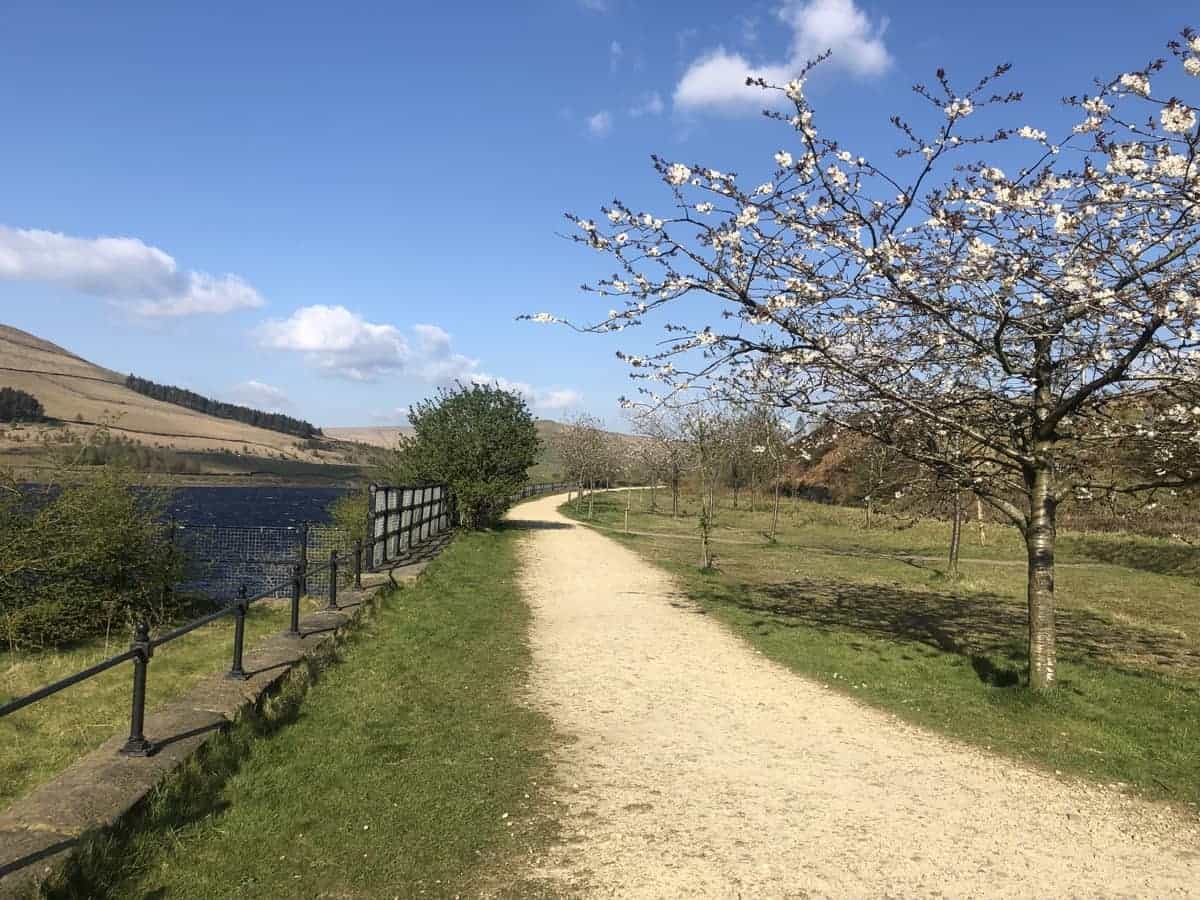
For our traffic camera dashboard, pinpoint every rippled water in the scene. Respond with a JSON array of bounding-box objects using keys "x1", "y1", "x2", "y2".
[{"x1": 164, "y1": 486, "x2": 351, "y2": 528}]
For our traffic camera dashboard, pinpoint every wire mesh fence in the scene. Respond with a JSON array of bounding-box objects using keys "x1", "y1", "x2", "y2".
[{"x1": 174, "y1": 522, "x2": 355, "y2": 600}]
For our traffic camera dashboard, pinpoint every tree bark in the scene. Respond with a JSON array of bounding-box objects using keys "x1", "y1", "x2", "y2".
[
  {"x1": 1025, "y1": 467, "x2": 1058, "y2": 690},
  {"x1": 975, "y1": 494, "x2": 987, "y2": 546},
  {"x1": 770, "y1": 481, "x2": 781, "y2": 541},
  {"x1": 948, "y1": 491, "x2": 962, "y2": 578}
]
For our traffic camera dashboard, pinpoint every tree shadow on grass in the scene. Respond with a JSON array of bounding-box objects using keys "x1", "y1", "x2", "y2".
[{"x1": 696, "y1": 575, "x2": 1200, "y2": 685}]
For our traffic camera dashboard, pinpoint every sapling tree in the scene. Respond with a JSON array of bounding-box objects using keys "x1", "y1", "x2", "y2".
[{"x1": 534, "y1": 32, "x2": 1200, "y2": 689}]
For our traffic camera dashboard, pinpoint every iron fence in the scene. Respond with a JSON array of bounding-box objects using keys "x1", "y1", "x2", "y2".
[{"x1": 0, "y1": 478, "x2": 573, "y2": 758}]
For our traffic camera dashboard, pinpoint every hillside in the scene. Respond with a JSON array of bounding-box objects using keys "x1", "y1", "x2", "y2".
[{"x1": 0, "y1": 324, "x2": 360, "y2": 475}]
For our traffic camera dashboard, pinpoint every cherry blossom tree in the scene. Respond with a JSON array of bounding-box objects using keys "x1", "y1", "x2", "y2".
[{"x1": 532, "y1": 32, "x2": 1200, "y2": 690}]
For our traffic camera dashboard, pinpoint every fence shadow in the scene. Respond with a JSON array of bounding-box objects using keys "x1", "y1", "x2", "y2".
[
  {"x1": 698, "y1": 575, "x2": 1200, "y2": 683},
  {"x1": 501, "y1": 520, "x2": 575, "y2": 532}
]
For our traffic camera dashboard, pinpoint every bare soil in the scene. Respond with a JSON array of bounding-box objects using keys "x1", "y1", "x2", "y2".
[{"x1": 508, "y1": 493, "x2": 1200, "y2": 898}]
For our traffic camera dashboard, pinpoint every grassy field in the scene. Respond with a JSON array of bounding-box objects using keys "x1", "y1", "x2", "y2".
[
  {"x1": 564, "y1": 488, "x2": 1200, "y2": 809},
  {"x1": 66, "y1": 526, "x2": 556, "y2": 899},
  {"x1": 0, "y1": 598, "x2": 339, "y2": 809}
]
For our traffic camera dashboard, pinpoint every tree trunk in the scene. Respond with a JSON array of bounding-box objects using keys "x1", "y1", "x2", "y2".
[
  {"x1": 588, "y1": 490, "x2": 594, "y2": 519},
  {"x1": 650, "y1": 481, "x2": 657, "y2": 511},
  {"x1": 770, "y1": 481, "x2": 781, "y2": 541},
  {"x1": 1025, "y1": 468, "x2": 1058, "y2": 690},
  {"x1": 865, "y1": 497, "x2": 873, "y2": 530},
  {"x1": 671, "y1": 477, "x2": 679, "y2": 517},
  {"x1": 948, "y1": 491, "x2": 962, "y2": 578},
  {"x1": 975, "y1": 495, "x2": 987, "y2": 545}
]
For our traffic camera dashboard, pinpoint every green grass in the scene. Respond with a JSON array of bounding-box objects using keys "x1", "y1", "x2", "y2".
[
  {"x1": 565, "y1": 489, "x2": 1200, "y2": 809},
  {"x1": 69, "y1": 526, "x2": 555, "y2": 899},
  {"x1": 0, "y1": 602, "x2": 306, "y2": 808}
]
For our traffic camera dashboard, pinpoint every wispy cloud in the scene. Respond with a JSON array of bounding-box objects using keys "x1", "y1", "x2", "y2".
[
  {"x1": 227, "y1": 380, "x2": 292, "y2": 412},
  {"x1": 586, "y1": 110, "x2": 613, "y2": 137},
  {"x1": 609, "y1": 40, "x2": 623, "y2": 73},
  {"x1": 578, "y1": 0, "x2": 609, "y2": 12},
  {"x1": 257, "y1": 305, "x2": 582, "y2": 414},
  {"x1": 674, "y1": 0, "x2": 891, "y2": 115},
  {"x1": 629, "y1": 91, "x2": 665, "y2": 117},
  {"x1": 0, "y1": 225, "x2": 264, "y2": 316}
]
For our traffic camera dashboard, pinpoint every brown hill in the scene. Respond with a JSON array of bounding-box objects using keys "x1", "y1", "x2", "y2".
[{"x1": 0, "y1": 324, "x2": 347, "y2": 463}]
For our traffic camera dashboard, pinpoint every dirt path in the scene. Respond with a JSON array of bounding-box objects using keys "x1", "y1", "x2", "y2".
[{"x1": 508, "y1": 493, "x2": 1200, "y2": 898}]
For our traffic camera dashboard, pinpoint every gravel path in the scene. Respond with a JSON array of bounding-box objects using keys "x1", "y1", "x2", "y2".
[{"x1": 508, "y1": 493, "x2": 1200, "y2": 899}]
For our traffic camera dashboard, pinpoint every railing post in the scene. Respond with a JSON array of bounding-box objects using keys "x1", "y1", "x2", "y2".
[
  {"x1": 120, "y1": 622, "x2": 154, "y2": 757},
  {"x1": 228, "y1": 585, "x2": 248, "y2": 681},
  {"x1": 298, "y1": 523, "x2": 309, "y2": 596},
  {"x1": 353, "y1": 538, "x2": 363, "y2": 589},
  {"x1": 365, "y1": 484, "x2": 377, "y2": 573},
  {"x1": 327, "y1": 550, "x2": 339, "y2": 610},
  {"x1": 287, "y1": 563, "x2": 303, "y2": 638}
]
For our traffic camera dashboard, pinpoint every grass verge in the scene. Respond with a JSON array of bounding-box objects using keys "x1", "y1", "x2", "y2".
[
  {"x1": 55, "y1": 525, "x2": 555, "y2": 899},
  {"x1": 564, "y1": 490, "x2": 1200, "y2": 810},
  {"x1": 1, "y1": 602, "x2": 310, "y2": 809}
]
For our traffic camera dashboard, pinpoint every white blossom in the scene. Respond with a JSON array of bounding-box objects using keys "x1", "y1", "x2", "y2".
[
  {"x1": 1017, "y1": 125, "x2": 1047, "y2": 141},
  {"x1": 736, "y1": 205, "x2": 760, "y2": 228},
  {"x1": 1118, "y1": 72, "x2": 1151, "y2": 96},
  {"x1": 695, "y1": 202, "x2": 714, "y2": 214},
  {"x1": 945, "y1": 98, "x2": 974, "y2": 118},
  {"x1": 1161, "y1": 102, "x2": 1197, "y2": 134},
  {"x1": 666, "y1": 163, "x2": 691, "y2": 185},
  {"x1": 774, "y1": 150, "x2": 793, "y2": 168},
  {"x1": 785, "y1": 78, "x2": 805, "y2": 102},
  {"x1": 1185, "y1": 57, "x2": 1200, "y2": 77}
]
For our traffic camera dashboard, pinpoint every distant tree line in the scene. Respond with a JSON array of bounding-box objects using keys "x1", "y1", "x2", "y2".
[
  {"x1": 125, "y1": 375, "x2": 321, "y2": 439},
  {"x1": 0, "y1": 387, "x2": 45, "y2": 422}
]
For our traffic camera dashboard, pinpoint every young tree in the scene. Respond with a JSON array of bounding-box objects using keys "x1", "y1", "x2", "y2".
[
  {"x1": 631, "y1": 410, "x2": 692, "y2": 516},
  {"x1": 537, "y1": 33, "x2": 1200, "y2": 689},
  {"x1": 388, "y1": 383, "x2": 540, "y2": 529},
  {"x1": 552, "y1": 413, "x2": 611, "y2": 517}
]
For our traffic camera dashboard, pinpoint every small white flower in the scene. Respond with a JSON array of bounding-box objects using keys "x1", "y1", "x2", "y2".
[
  {"x1": 774, "y1": 150, "x2": 793, "y2": 168},
  {"x1": 530, "y1": 312, "x2": 558, "y2": 324},
  {"x1": 736, "y1": 205, "x2": 759, "y2": 228},
  {"x1": 1161, "y1": 102, "x2": 1197, "y2": 134},
  {"x1": 666, "y1": 163, "x2": 691, "y2": 185},
  {"x1": 1192, "y1": 36, "x2": 1200, "y2": 53},
  {"x1": 754, "y1": 182, "x2": 774, "y2": 196},
  {"x1": 1185, "y1": 56, "x2": 1200, "y2": 77},
  {"x1": 1118, "y1": 72, "x2": 1151, "y2": 96},
  {"x1": 615, "y1": 233, "x2": 628, "y2": 245},
  {"x1": 695, "y1": 202, "x2": 714, "y2": 214},
  {"x1": 945, "y1": 97, "x2": 974, "y2": 118},
  {"x1": 785, "y1": 78, "x2": 805, "y2": 101},
  {"x1": 578, "y1": 219, "x2": 595, "y2": 232},
  {"x1": 1017, "y1": 125, "x2": 1047, "y2": 141},
  {"x1": 837, "y1": 150, "x2": 852, "y2": 163},
  {"x1": 606, "y1": 208, "x2": 624, "y2": 223}
]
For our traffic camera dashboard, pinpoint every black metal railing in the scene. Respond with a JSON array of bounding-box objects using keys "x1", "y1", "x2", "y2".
[
  {"x1": 0, "y1": 478, "x2": 573, "y2": 758},
  {"x1": 365, "y1": 482, "x2": 454, "y2": 571},
  {"x1": 510, "y1": 481, "x2": 573, "y2": 502},
  {"x1": 0, "y1": 538, "x2": 368, "y2": 755}
]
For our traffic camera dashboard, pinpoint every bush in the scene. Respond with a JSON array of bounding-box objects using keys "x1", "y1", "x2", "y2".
[
  {"x1": 328, "y1": 489, "x2": 368, "y2": 542},
  {"x1": 0, "y1": 468, "x2": 185, "y2": 651},
  {"x1": 385, "y1": 384, "x2": 540, "y2": 529},
  {"x1": 0, "y1": 388, "x2": 44, "y2": 423}
]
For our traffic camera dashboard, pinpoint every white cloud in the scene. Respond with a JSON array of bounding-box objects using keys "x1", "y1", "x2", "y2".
[
  {"x1": 586, "y1": 110, "x2": 613, "y2": 137},
  {"x1": 629, "y1": 91, "x2": 665, "y2": 117},
  {"x1": 578, "y1": 0, "x2": 608, "y2": 11},
  {"x1": 0, "y1": 225, "x2": 265, "y2": 316},
  {"x1": 257, "y1": 306, "x2": 584, "y2": 413},
  {"x1": 227, "y1": 380, "x2": 292, "y2": 412},
  {"x1": 610, "y1": 40, "x2": 623, "y2": 73},
  {"x1": 674, "y1": 0, "x2": 891, "y2": 114}
]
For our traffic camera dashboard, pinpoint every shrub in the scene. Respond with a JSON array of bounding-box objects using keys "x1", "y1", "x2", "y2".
[
  {"x1": 0, "y1": 468, "x2": 185, "y2": 651},
  {"x1": 385, "y1": 383, "x2": 540, "y2": 529}
]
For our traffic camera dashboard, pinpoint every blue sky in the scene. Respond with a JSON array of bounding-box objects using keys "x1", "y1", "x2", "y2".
[{"x1": 0, "y1": 0, "x2": 1195, "y2": 428}]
